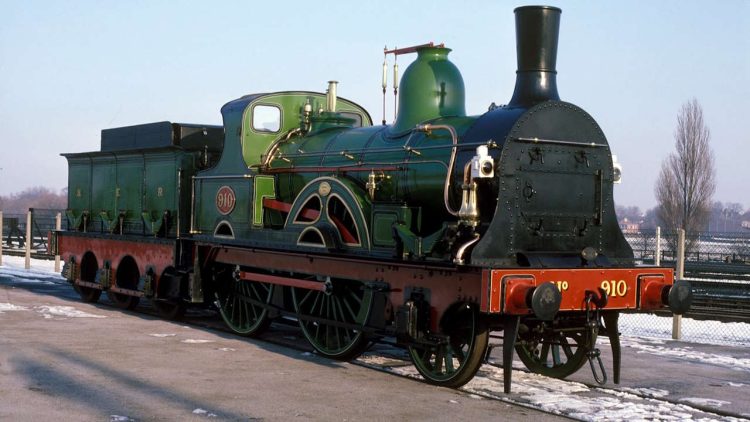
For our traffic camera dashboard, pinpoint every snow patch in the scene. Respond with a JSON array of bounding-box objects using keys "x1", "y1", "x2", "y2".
[
  {"x1": 218, "y1": 347, "x2": 235, "y2": 352},
  {"x1": 462, "y1": 364, "x2": 711, "y2": 421},
  {"x1": 149, "y1": 333, "x2": 176, "y2": 338},
  {"x1": 35, "y1": 305, "x2": 106, "y2": 319},
  {"x1": 0, "y1": 255, "x2": 61, "y2": 275},
  {"x1": 356, "y1": 353, "x2": 411, "y2": 369},
  {"x1": 181, "y1": 339, "x2": 214, "y2": 344},
  {"x1": 728, "y1": 382, "x2": 745, "y2": 387},
  {"x1": 109, "y1": 416, "x2": 134, "y2": 422},
  {"x1": 679, "y1": 397, "x2": 731, "y2": 407},
  {"x1": 192, "y1": 408, "x2": 217, "y2": 417},
  {"x1": 0, "y1": 302, "x2": 29, "y2": 313},
  {"x1": 617, "y1": 387, "x2": 670, "y2": 398}
]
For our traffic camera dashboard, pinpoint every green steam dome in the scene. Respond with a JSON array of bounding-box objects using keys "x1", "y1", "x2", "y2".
[{"x1": 391, "y1": 47, "x2": 466, "y2": 134}]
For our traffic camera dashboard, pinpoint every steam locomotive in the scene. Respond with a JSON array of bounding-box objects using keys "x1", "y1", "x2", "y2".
[{"x1": 55, "y1": 6, "x2": 691, "y2": 392}]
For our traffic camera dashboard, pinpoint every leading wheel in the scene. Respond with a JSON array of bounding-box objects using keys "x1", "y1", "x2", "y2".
[
  {"x1": 292, "y1": 279, "x2": 372, "y2": 360},
  {"x1": 515, "y1": 320, "x2": 592, "y2": 378},
  {"x1": 408, "y1": 303, "x2": 489, "y2": 388},
  {"x1": 215, "y1": 266, "x2": 273, "y2": 337}
]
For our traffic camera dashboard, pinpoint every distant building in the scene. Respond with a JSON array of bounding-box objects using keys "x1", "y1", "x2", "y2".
[
  {"x1": 619, "y1": 217, "x2": 641, "y2": 233},
  {"x1": 742, "y1": 220, "x2": 750, "y2": 230}
]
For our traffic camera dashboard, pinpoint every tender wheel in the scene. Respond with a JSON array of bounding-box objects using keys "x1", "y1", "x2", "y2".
[
  {"x1": 408, "y1": 303, "x2": 488, "y2": 388},
  {"x1": 107, "y1": 291, "x2": 139, "y2": 310},
  {"x1": 108, "y1": 256, "x2": 140, "y2": 310},
  {"x1": 76, "y1": 252, "x2": 101, "y2": 303},
  {"x1": 515, "y1": 320, "x2": 592, "y2": 378},
  {"x1": 292, "y1": 278, "x2": 372, "y2": 360},
  {"x1": 152, "y1": 268, "x2": 186, "y2": 320},
  {"x1": 215, "y1": 266, "x2": 273, "y2": 337},
  {"x1": 153, "y1": 299, "x2": 186, "y2": 320}
]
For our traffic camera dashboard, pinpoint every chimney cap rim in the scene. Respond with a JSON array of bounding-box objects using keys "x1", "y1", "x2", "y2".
[{"x1": 514, "y1": 5, "x2": 562, "y2": 13}]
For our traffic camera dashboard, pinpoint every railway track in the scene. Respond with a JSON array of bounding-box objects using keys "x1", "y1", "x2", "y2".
[{"x1": 687, "y1": 280, "x2": 750, "y2": 323}]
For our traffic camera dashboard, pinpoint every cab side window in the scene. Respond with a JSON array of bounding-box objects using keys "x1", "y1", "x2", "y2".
[{"x1": 252, "y1": 105, "x2": 281, "y2": 133}]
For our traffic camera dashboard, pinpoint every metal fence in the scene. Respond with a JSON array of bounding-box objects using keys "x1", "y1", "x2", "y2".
[
  {"x1": 627, "y1": 229, "x2": 749, "y2": 269},
  {"x1": 2, "y1": 208, "x2": 62, "y2": 252},
  {"x1": 621, "y1": 228, "x2": 750, "y2": 345}
]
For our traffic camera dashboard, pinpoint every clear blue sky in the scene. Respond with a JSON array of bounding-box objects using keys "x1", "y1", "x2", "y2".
[{"x1": 1, "y1": 0, "x2": 747, "y2": 211}]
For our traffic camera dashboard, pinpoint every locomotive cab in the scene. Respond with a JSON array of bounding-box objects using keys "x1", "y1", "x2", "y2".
[{"x1": 189, "y1": 91, "x2": 373, "y2": 239}]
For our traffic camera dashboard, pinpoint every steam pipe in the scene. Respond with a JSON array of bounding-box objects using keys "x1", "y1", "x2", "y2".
[{"x1": 415, "y1": 123, "x2": 459, "y2": 216}]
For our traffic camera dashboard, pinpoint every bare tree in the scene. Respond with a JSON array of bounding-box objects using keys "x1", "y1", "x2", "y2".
[
  {"x1": 655, "y1": 98, "x2": 716, "y2": 246},
  {"x1": 0, "y1": 186, "x2": 67, "y2": 213}
]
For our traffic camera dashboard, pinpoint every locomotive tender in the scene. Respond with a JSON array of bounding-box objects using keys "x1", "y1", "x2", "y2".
[{"x1": 55, "y1": 6, "x2": 691, "y2": 391}]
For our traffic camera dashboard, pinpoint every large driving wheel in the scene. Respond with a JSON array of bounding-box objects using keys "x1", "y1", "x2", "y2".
[
  {"x1": 515, "y1": 320, "x2": 592, "y2": 378},
  {"x1": 215, "y1": 266, "x2": 273, "y2": 337},
  {"x1": 408, "y1": 303, "x2": 489, "y2": 388},
  {"x1": 292, "y1": 278, "x2": 372, "y2": 360}
]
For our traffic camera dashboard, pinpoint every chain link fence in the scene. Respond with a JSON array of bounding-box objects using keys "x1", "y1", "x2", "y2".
[{"x1": 621, "y1": 228, "x2": 750, "y2": 346}]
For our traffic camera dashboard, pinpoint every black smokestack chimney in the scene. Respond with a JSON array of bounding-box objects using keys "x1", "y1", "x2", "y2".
[{"x1": 508, "y1": 6, "x2": 561, "y2": 108}]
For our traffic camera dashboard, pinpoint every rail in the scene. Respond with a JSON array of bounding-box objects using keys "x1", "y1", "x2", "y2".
[{"x1": 683, "y1": 280, "x2": 750, "y2": 323}]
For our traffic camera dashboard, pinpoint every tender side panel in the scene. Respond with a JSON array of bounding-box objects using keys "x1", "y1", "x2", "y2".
[{"x1": 58, "y1": 233, "x2": 176, "y2": 280}]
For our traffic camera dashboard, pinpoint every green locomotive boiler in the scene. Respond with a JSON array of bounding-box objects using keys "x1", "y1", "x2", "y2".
[{"x1": 56, "y1": 6, "x2": 691, "y2": 391}]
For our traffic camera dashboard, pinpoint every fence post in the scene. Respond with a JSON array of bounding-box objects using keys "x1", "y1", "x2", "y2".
[
  {"x1": 54, "y1": 212, "x2": 62, "y2": 273},
  {"x1": 655, "y1": 226, "x2": 661, "y2": 266},
  {"x1": 672, "y1": 228, "x2": 685, "y2": 340},
  {"x1": 25, "y1": 210, "x2": 32, "y2": 269},
  {"x1": 0, "y1": 211, "x2": 3, "y2": 267}
]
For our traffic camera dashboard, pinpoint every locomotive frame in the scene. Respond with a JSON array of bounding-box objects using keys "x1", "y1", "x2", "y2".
[{"x1": 54, "y1": 5, "x2": 692, "y2": 392}]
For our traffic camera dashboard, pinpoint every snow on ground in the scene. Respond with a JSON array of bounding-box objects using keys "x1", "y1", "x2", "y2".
[
  {"x1": 0, "y1": 302, "x2": 106, "y2": 319},
  {"x1": 34, "y1": 305, "x2": 106, "y2": 319},
  {"x1": 109, "y1": 415, "x2": 134, "y2": 422},
  {"x1": 1, "y1": 256, "x2": 105, "y2": 319},
  {"x1": 0, "y1": 254, "x2": 60, "y2": 274},
  {"x1": 357, "y1": 352, "x2": 740, "y2": 421},
  {"x1": 192, "y1": 408, "x2": 218, "y2": 417},
  {"x1": 181, "y1": 339, "x2": 214, "y2": 344},
  {"x1": 0, "y1": 302, "x2": 29, "y2": 313}
]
